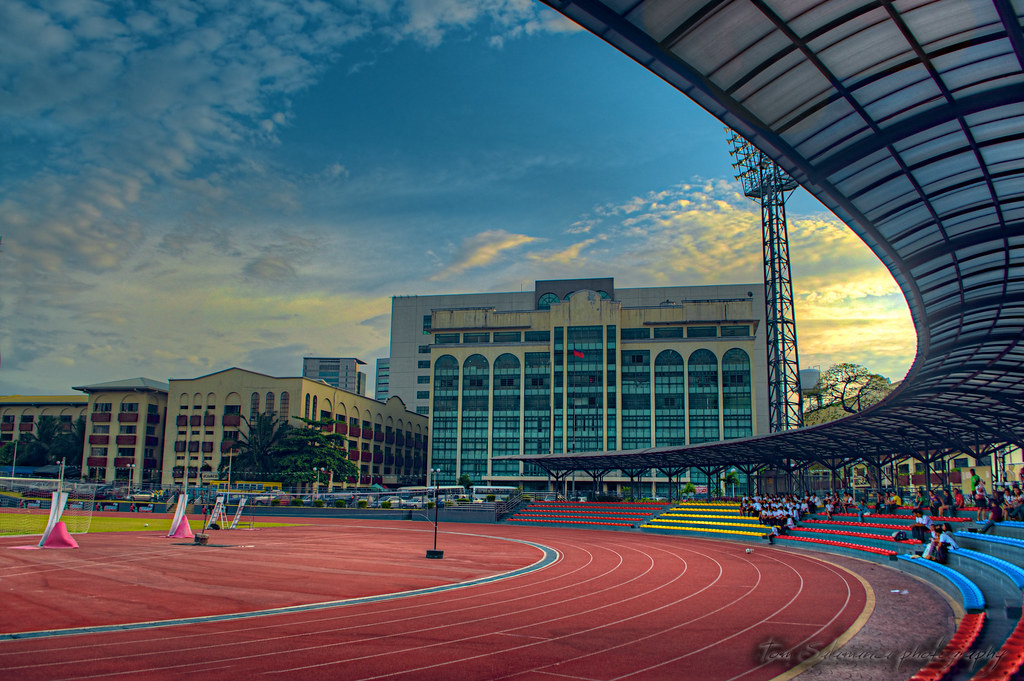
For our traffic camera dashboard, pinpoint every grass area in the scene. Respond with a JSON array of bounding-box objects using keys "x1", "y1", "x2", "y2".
[{"x1": 0, "y1": 512, "x2": 298, "y2": 536}]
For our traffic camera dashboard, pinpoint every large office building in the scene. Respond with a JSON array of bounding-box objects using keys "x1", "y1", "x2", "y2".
[
  {"x1": 301, "y1": 356, "x2": 367, "y2": 395},
  {"x1": 390, "y1": 278, "x2": 771, "y2": 493},
  {"x1": 161, "y1": 367, "x2": 428, "y2": 490}
]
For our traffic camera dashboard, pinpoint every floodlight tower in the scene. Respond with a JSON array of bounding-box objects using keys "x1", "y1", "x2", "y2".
[{"x1": 726, "y1": 130, "x2": 804, "y2": 432}]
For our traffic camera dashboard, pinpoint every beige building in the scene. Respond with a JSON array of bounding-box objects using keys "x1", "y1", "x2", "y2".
[
  {"x1": 72, "y1": 378, "x2": 170, "y2": 485},
  {"x1": 162, "y1": 367, "x2": 428, "y2": 490},
  {"x1": 0, "y1": 396, "x2": 88, "y2": 460}
]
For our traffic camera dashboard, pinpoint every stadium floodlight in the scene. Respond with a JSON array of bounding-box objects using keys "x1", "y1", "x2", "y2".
[{"x1": 726, "y1": 128, "x2": 804, "y2": 433}]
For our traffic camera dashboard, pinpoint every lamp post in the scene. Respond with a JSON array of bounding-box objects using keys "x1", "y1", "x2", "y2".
[
  {"x1": 9, "y1": 440, "x2": 17, "y2": 490},
  {"x1": 427, "y1": 467, "x2": 443, "y2": 559},
  {"x1": 126, "y1": 462, "x2": 136, "y2": 489},
  {"x1": 313, "y1": 466, "x2": 326, "y2": 500}
]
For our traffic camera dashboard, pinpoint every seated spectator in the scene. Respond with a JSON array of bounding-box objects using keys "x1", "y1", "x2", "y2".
[
  {"x1": 953, "y1": 488, "x2": 966, "y2": 512},
  {"x1": 937, "y1": 489, "x2": 956, "y2": 518},
  {"x1": 911, "y1": 511, "x2": 933, "y2": 542},
  {"x1": 923, "y1": 523, "x2": 959, "y2": 563},
  {"x1": 929, "y1": 490, "x2": 942, "y2": 516},
  {"x1": 979, "y1": 493, "x2": 1004, "y2": 534},
  {"x1": 912, "y1": 488, "x2": 928, "y2": 514},
  {"x1": 1006, "y1": 492, "x2": 1024, "y2": 521}
]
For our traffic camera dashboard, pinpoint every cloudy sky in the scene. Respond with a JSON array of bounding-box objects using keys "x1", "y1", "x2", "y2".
[{"x1": 0, "y1": 0, "x2": 915, "y2": 397}]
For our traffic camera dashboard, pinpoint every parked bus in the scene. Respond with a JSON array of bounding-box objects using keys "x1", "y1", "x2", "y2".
[
  {"x1": 397, "y1": 485, "x2": 469, "y2": 505},
  {"x1": 471, "y1": 485, "x2": 519, "y2": 501}
]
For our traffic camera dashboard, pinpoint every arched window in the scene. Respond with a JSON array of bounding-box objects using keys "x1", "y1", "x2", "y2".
[
  {"x1": 279, "y1": 392, "x2": 290, "y2": 419},
  {"x1": 304, "y1": 394, "x2": 310, "y2": 419},
  {"x1": 265, "y1": 392, "x2": 275, "y2": 416},
  {"x1": 722, "y1": 349, "x2": 752, "y2": 439},
  {"x1": 250, "y1": 392, "x2": 260, "y2": 419},
  {"x1": 654, "y1": 350, "x2": 685, "y2": 446},
  {"x1": 430, "y1": 356, "x2": 459, "y2": 484},
  {"x1": 537, "y1": 292, "x2": 560, "y2": 310},
  {"x1": 312, "y1": 395, "x2": 318, "y2": 419},
  {"x1": 688, "y1": 349, "x2": 719, "y2": 444},
  {"x1": 492, "y1": 354, "x2": 521, "y2": 476},
  {"x1": 460, "y1": 355, "x2": 489, "y2": 482}
]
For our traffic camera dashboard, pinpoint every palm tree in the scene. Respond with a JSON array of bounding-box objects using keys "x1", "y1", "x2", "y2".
[
  {"x1": 219, "y1": 412, "x2": 291, "y2": 479},
  {"x1": 22, "y1": 416, "x2": 64, "y2": 466},
  {"x1": 53, "y1": 416, "x2": 86, "y2": 466}
]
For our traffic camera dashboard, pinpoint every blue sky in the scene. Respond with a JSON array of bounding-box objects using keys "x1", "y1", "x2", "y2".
[{"x1": 0, "y1": 0, "x2": 914, "y2": 397}]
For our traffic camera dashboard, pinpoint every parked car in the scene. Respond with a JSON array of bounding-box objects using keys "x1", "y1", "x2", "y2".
[{"x1": 129, "y1": 491, "x2": 154, "y2": 502}]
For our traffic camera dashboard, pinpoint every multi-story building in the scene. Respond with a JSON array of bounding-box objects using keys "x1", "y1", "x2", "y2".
[
  {"x1": 161, "y1": 367, "x2": 427, "y2": 490},
  {"x1": 398, "y1": 278, "x2": 771, "y2": 494},
  {"x1": 72, "y1": 378, "x2": 169, "y2": 486},
  {"x1": 301, "y1": 356, "x2": 367, "y2": 395},
  {"x1": 374, "y1": 358, "x2": 390, "y2": 401},
  {"x1": 0, "y1": 395, "x2": 88, "y2": 450}
]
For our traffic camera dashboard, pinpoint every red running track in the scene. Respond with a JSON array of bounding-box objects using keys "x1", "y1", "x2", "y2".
[{"x1": 0, "y1": 521, "x2": 869, "y2": 681}]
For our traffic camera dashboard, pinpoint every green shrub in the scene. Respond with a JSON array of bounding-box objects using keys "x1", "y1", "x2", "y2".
[
  {"x1": 357, "y1": 500, "x2": 368, "y2": 508},
  {"x1": 313, "y1": 499, "x2": 325, "y2": 507},
  {"x1": 270, "y1": 498, "x2": 281, "y2": 506},
  {"x1": 426, "y1": 501, "x2": 435, "y2": 509},
  {"x1": 486, "y1": 494, "x2": 496, "y2": 502},
  {"x1": 381, "y1": 501, "x2": 392, "y2": 509},
  {"x1": 334, "y1": 499, "x2": 346, "y2": 508},
  {"x1": 290, "y1": 497, "x2": 304, "y2": 506}
]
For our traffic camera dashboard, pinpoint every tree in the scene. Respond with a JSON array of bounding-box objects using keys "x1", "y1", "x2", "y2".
[
  {"x1": 804, "y1": 363, "x2": 894, "y2": 426},
  {"x1": 20, "y1": 416, "x2": 64, "y2": 466},
  {"x1": 270, "y1": 417, "x2": 358, "y2": 485},
  {"x1": 219, "y1": 412, "x2": 291, "y2": 479},
  {"x1": 52, "y1": 416, "x2": 86, "y2": 465},
  {"x1": 723, "y1": 470, "x2": 740, "y2": 497},
  {"x1": 458, "y1": 473, "x2": 473, "y2": 491},
  {"x1": 0, "y1": 441, "x2": 15, "y2": 466}
]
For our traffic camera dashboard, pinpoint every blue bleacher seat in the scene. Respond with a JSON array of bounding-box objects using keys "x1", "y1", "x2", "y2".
[
  {"x1": 955, "y1": 548, "x2": 1024, "y2": 589},
  {"x1": 897, "y1": 555, "x2": 986, "y2": 612}
]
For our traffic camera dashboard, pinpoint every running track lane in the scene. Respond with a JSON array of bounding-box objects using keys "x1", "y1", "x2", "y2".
[{"x1": 0, "y1": 525, "x2": 869, "y2": 681}]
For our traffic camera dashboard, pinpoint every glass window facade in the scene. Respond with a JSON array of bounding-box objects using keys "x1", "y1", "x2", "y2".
[
  {"x1": 493, "y1": 331, "x2": 522, "y2": 343},
  {"x1": 491, "y1": 354, "x2": 521, "y2": 476},
  {"x1": 523, "y1": 352, "x2": 551, "y2": 476},
  {"x1": 431, "y1": 355, "x2": 459, "y2": 484},
  {"x1": 566, "y1": 326, "x2": 603, "y2": 453},
  {"x1": 723, "y1": 348, "x2": 752, "y2": 439},
  {"x1": 459, "y1": 354, "x2": 489, "y2": 482},
  {"x1": 621, "y1": 350, "x2": 651, "y2": 449},
  {"x1": 688, "y1": 349, "x2": 720, "y2": 444},
  {"x1": 655, "y1": 350, "x2": 685, "y2": 446}
]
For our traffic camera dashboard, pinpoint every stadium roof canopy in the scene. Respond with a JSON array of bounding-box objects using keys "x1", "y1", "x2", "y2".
[{"x1": 504, "y1": 0, "x2": 1024, "y2": 477}]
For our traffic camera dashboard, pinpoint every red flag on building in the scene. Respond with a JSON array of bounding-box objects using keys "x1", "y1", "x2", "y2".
[{"x1": 572, "y1": 349, "x2": 584, "y2": 359}]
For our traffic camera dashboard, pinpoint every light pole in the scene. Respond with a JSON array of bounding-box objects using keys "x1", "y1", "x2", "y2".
[
  {"x1": 427, "y1": 467, "x2": 443, "y2": 559},
  {"x1": 313, "y1": 466, "x2": 326, "y2": 500},
  {"x1": 9, "y1": 440, "x2": 17, "y2": 490},
  {"x1": 126, "y1": 462, "x2": 136, "y2": 489}
]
